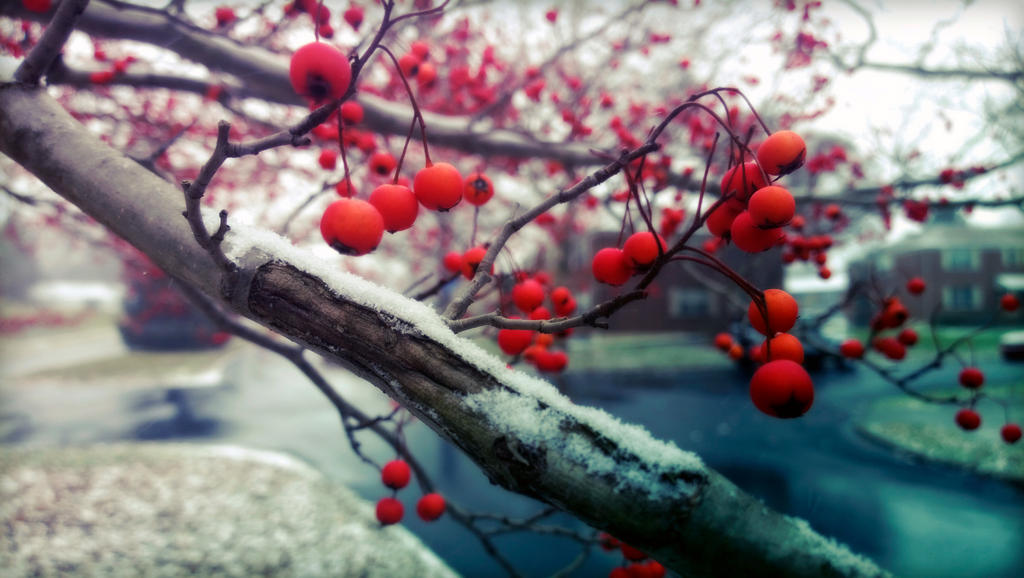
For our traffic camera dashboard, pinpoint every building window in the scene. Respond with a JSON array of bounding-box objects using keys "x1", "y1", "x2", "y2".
[
  {"x1": 668, "y1": 287, "x2": 710, "y2": 319},
  {"x1": 941, "y1": 248, "x2": 977, "y2": 271},
  {"x1": 942, "y1": 285, "x2": 981, "y2": 311},
  {"x1": 1002, "y1": 248, "x2": 1024, "y2": 268}
]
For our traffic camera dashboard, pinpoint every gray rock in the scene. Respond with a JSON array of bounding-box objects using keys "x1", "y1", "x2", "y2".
[{"x1": 0, "y1": 443, "x2": 459, "y2": 577}]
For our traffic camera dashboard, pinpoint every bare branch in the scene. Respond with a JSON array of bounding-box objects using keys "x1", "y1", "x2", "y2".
[{"x1": 14, "y1": 0, "x2": 91, "y2": 85}]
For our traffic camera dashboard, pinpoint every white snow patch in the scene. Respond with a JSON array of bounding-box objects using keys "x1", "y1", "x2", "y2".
[
  {"x1": 789, "y1": 516, "x2": 887, "y2": 577},
  {"x1": 222, "y1": 224, "x2": 705, "y2": 497},
  {"x1": 463, "y1": 389, "x2": 701, "y2": 499},
  {"x1": 0, "y1": 56, "x2": 20, "y2": 83}
]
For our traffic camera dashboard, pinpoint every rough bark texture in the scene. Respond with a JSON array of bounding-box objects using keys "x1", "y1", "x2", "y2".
[{"x1": 0, "y1": 83, "x2": 887, "y2": 578}]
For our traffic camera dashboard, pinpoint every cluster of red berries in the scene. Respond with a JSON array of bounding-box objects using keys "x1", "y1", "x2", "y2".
[
  {"x1": 780, "y1": 219, "x2": 835, "y2": 279},
  {"x1": 965, "y1": 298, "x2": 1020, "y2": 440},
  {"x1": 705, "y1": 130, "x2": 806, "y2": 253},
  {"x1": 84, "y1": 48, "x2": 136, "y2": 85},
  {"x1": 292, "y1": 40, "x2": 497, "y2": 258},
  {"x1": 952, "y1": 367, "x2": 1021, "y2": 444},
  {"x1": 397, "y1": 40, "x2": 437, "y2": 90},
  {"x1": 716, "y1": 289, "x2": 813, "y2": 419},
  {"x1": 599, "y1": 533, "x2": 666, "y2": 578},
  {"x1": 284, "y1": 0, "x2": 336, "y2": 37},
  {"x1": 493, "y1": 275, "x2": 578, "y2": 373},
  {"x1": 374, "y1": 459, "x2": 447, "y2": 526},
  {"x1": 835, "y1": 281, "x2": 1022, "y2": 443},
  {"x1": 591, "y1": 231, "x2": 668, "y2": 286},
  {"x1": 746, "y1": 289, "x2": 815, "y2": 418}
]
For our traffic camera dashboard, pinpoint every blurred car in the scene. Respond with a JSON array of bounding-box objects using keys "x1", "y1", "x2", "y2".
[
  {"x1": 1000, "y1": 331, "x2": 1024, "y2": 362},
  {"x1": 118, "y1": 258, "x2": 230, "y2": 351}
]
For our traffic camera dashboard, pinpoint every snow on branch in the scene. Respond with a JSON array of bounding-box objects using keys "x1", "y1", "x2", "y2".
[{"x1": 0, "y1": 82, "x2": 887, "y2": 577}]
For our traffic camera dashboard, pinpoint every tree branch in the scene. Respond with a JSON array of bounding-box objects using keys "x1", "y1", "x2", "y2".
[
  {"x1": 0, "y1": 81, "x2": 887, "y2": 578},
  {"x1": 13, "y1": 0, "x2": 91, "y2": 85}
]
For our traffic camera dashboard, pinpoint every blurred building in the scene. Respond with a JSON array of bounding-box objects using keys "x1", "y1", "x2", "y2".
[{"x1": 846, "y1": 211, "x2": 1024, "y2": 326}]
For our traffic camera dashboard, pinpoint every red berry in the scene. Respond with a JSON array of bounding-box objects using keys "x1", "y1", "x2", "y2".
[
  {"x1": 320, "y1": 198, "x2": 384, "y2": 256},
  {"x1": 416, "y1": 493, "x2": 446, "y2": 521},
  {"x1": 528, "y1": 306, "x2": 552, "y2": 321},
  {"x1": 639, "y1": 560, "x2": 667, "y2": 578},
  {"x1": 713, "y1": 332, "x2": 733, "y2": 352},
  {"x1": 534, "y1": 349, "x2": 569, "y2": 373},
  {"x1": 748, "y1": 289, "x2": 799, "y2": 336},
  {"x1": 874, "y1": 337, "x2": 906, "y2": 360},
  {"x1": 747, "y1": 344, "x2": 763, "y2": 363},
  {"x1": 550, "y1": 286, "x2": 572, "y2": 309},
  {"x1": 497, "y1": 321, "x2": 534, "y2": 356},
  {"x1": 289, "y1": 42, "x2": 352, "y2": 103},
  {"x1": 442, "y1": 251, "x2": 462, "y2": 273},
  {"x1": 464, "y1": 172, "x2": 495, "y2": 206},
  {"x1": 622, "y1": 232, "x2": 667, "y2": 269},
  {"x1": 824, "y1": 203, "x2": 842, "y2": 220},
  {"x1": 376, "y1": 497, "x2": 404, "y2": 525},
  {"x1": 719, "y1": 161, "x2": 767, "y2": 202},
  {"x1": 343, "y1": 5, "x2": 364, "y2": 29},
  {"x1": 417, "y1": 62, "x2": 438, "y2": 88},
  {"x1": 955, "y1": 408, "x2": 981, "y2": 431},
  {"x1": 461, "y1": 246, "x2": 488, "y2": 279},
  {"x1": 839, "y1": 338, "x2": 865, "y2": 359},
  {"x1": 764, "y1": 332, "x2": 804, "y2": 364},
  {"x1": 897, "y1": 328, "x2": 918, "y2": 346},
  {"x1": 512, "y1": 279, "x2": 545, "y2": 314},
  {"x1": 749, "y1": 360, "x2": 815, "y2": 419},
  {"x1": 368, "y1": 151, "x2": 397, "y2": 177},
  {"x1": 90, "y1": 70, "x2": 115, "y2": 84},
  {"x1": 318, "y1": 148, "x2": 337, "y2": 170},
  {"x1": 22, "y1": 0, "x2": 51, "y2": 13},
  {"x1": 335, "y1": 180, "x2": 356, "y2": 197},
  {"x1": 410, "y1": 41, "x2": 431, "y2": 60},
  {"x1": 1001, "y1": 293, "x2": 1020, "y2": 312},
  {"x1": 620, "y1": 543, "x2": 647, "y2": 562},
  {"x1": 591, "y1": 248, "x2": 633, "y2": 286},
  {"x1": 1001, "y1": 423, "x2": 1022, "y2": 444},
  {"x1": 705, "y1": 200, "x2": 743, "y2": 238},
  {"x1": 381, "y1": 459, "x2": 411, "y2": 489},
  {"x1": 958, "y1": 367, "x2": 984, "y2": 389},
  {"x1": 414, "y1": 162, "x2": 464, "y2": 211},
  {"x1": 730, "y1": 211, "x2": 784, "y2": 253},
  {"x1": 906, "y1": 277, "x2": 926, "y2": 295},
  {"x1": 757, "y1": 130, "x2": 806, "y2": 176},
  {"x1": 598, "y1": 533, "x2": 620, "y2": 551},
  {"x1": 398, "y1": 53, "x2": 421, "y2": 77},
  {"x1": 747, "y1": 185, "x2": 795, "y2": 228},
  {"x1": 368, "y1": 184, "x2": 418, "y2": 233},
  {"x1": 340, "y1": 100, "x2": 364, "y2": 124},
  {"x1": 553, "y1": 294, "x2": 577, "y2": 317},
  {"x1": 873, "y1": 297, "x2": 909, "y2": 330},
  {"x1": 214, "y1": 6, "x2": 236, "y2": 26}
]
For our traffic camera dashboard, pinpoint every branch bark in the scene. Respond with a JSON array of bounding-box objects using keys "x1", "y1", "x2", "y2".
[{"x1": 0, "y1": 83, "x2": 887, "y2": 578}]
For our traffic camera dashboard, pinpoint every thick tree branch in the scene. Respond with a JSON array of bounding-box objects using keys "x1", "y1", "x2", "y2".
[{"x1": 0, "y1": 82, "x2": 887, "y2": 578}]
